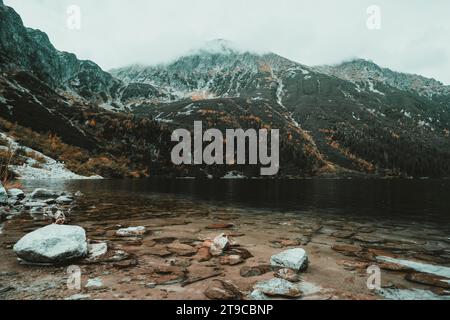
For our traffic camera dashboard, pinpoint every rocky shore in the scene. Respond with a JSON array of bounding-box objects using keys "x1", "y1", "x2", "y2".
[{"x1": 0, "y1": 185, "x2": 449, "y2": 300}]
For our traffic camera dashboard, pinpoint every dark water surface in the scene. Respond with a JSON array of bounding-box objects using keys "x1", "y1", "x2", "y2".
[{"x1": 21, "y1": 179, "x2": 450, "y2": 224}]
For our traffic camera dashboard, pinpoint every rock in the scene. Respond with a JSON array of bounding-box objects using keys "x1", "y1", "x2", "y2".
[
  {"x1": 7, "y1": 188, "x2": 25, "y2": 200},
  {"x1": 337, "y1": 259, "x2": 370, "y2": 271},
  {"x1": 86, "y1": 242, "x2": 108, "y2": 261},
  {"x1": 353, "y1": 234, "x2": 385, "y2": 244},
  {"x1": 195, "y1": 246, "x2": 212, "y2": 262},
  {"x1": 219, "y1": 255, "x2": 244, "y2": 266},
  {"x1": 332, "y1": 244, "x2": 363, "y2": 257},
  {"x1": 74, "y1": 191, "x2": 83, "y2": 197},
  {"x1": 205, "y1": 280, "x2": 243, "y2": 300},
  {"x1": 248, "y1": 290, "x2": 269, "y2": 300},
  {"x1": 275, "y1": 268, "x2": 302, "y2": 283},
  {"x1": 206, "y1": 223, "x2": 234, "y2": 230},
  {"x1": 29, "y1": 188, "x2": 59, "y2": 200},
  {"x1": 85, "y1": 277, "x2": 104, "y2": 290},
  {"x1": 113, "y1": 259, "x2": 138, "y2": 269},
  {"x1": 332, "y1": 231, "x2": 355, "y2": 239},
  {"x1": 168, "y1": 258, "x2": 192, "y2": 268},
  {"x1": 145, "y1": 283, "x2": 156, "y2": 289},
  {"x1": 227, "y1": 247, "x2": 253, "y2": 260},
  {"x1": 115, "y1": 226, "x2": 146, "y2": 237},
  {"x1": 254, "y1": 278, "x2": 302, "y2": 298},
  {"x1": 65, "y1": 294, "x2": 91, "y2": 300},
  {"x1": 146, "y1": 245, "x2": 172, "y2": 257},
  {"x1": 167, "y1": 243, "x2": 197, "y2": 256},
  {"x1": 405, "y1": 273, "x2": 450, "y2": 289},
  {"x1": 55, "y1": 195, "x2": 73, "y2": 205},
  {"x1": 0, "y1": 182, "x2": 7, "y2": 205},
  {"x1": 240, "y1": 265, "x2": 272, "y2": 278},
  {"x1": 209, "y1": 234, "x2": 230, "y2": 256},
  {"x1": 23, "y1": 201, "x2": 47, "y2": 209},
  {"x1": 270, "y1": 248, "x2": 309, "y2": 272},
  {"x1": 13, "y1": 224, "x2": 88, "y2": 264}
]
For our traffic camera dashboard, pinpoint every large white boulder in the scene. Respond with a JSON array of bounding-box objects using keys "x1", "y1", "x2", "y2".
[
  {"x1": 13, "y1": 224, "x2": 88, "y2": 264},
  {"x1": 270, "y1": 248, "x2": 309, "y2": 272}
]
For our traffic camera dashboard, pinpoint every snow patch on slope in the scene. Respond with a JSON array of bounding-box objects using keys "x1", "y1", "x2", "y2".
[{"x1": 0, "y1": 132, "x2": 102, "y2": 180}]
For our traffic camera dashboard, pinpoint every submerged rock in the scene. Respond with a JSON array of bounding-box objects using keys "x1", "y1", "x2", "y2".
[
  {"x1": 405, "y1": 273, "x2": 450, "y2": 289},
  {"x1": 205, "y1": 280, "x2": 243, "y2": 300},
  {"x1": 254, "y1": 278, "x2": 302, "y2": 298},
  {"x1": 55, "y1": 195, "x2": 73, "y2": 205},
  {"x1": 86, "y1": 242, "x2": 108, "y2": 261},
  {"x1": 115, "y1": 226, "x2": 146, "y2": 237},
  {"x1": 13, "y1": 224, "x2": 88, "y2": 264},
  {"x1": 240, "y1": 265, "x2": 272, "y2": 278},
  {"x1": 7, "y1": 188, "x2": 25, "y2": 200},
  {"x1": 270, "y1": 248, "x2": 309, "y2": 272},
  {"x1": 167, "y1": 243, "x2": 197, "y2": 256},
  {"x1": 85, "y1": 277, "x2": 104, "y2": 290},
  {"x1": 29, "y1": 188, "x2": 60, "y2": 200}
]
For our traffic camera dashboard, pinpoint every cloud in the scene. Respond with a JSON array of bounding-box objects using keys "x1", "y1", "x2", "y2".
[{"x1": 5, "y1": 0, "x2": 450, "y2": 84}]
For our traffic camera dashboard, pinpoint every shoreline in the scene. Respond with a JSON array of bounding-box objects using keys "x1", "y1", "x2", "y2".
[{"x1": 1, "y1": 187, "x2": 449, "y2": 300}]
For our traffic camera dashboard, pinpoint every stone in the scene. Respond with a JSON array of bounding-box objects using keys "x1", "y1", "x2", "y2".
[
  {"x1": 209, "y1": 234, "x2": 230, "y2": 256},
  {"x1": 270, "y1": 248, "x2": 309, "y2": 272},
  {"x1": 115, "y1": 226, "x2": 146, "y2": 237},
  {"x1": 0, "y1": 182, "x2": 7, "y2": 204},
  {"x1": 113, "y1": 259, "x2": 138, "y2": 269},
  {"x1": 195, "y1": 246, "x2": 212, "y2": 262},
  {"x1": 55, "y1": 195, "x2": 73, "y2": 205},
  {"x1": 206, "y1": 223, "x2": 234, "y2": 230},
  {"x1": 248, "y1": 290, "x2": 269, "y2": 300},
  {"x1": 146, "y1": 245, "x2": 172, "y2": 257},
  {"x1": 219, "y1": 255, "x2": 244, "y2": 266},
  {"x1": 353, "y1": 234, "x2": 385, "y2": 244},
  {"x1": 29, "y1": 188, "x2": 59, "y2": 200},
  {"x1": 332, "y1": 231, "x2": 356, "y2": 239},
  {"x1": 254, "y1": 278, "x2": 302, "y2": 298},
  {"x1": 405, "y1": 273, "x2": 450, "y2": 289},
  {"x1": 167, "y1": 243, "x2": 197, "y2": 256},
  {"x1": 7, "y1": 188, "x2": 25, "y2": 200},
  {"x1": 205, "y1": 280, "x2": 243, "y2": 300},
  {"x1": 86, "y1": 277, "x2": 104, "y2": 289},
  {"x1": 240, "y1": 265, "x2": 272, "y2": 278},
  {"x1": 86, "y1": 242, "x2": 108, "y2": 261},
  {"x1": 275, "y1": 268, "x2": 302, "y2": 283},
  {"x1": 13, "y1": 224, "x2": 88, "y2": 264},
  {"x1": 332, "y1": 244, "x2": 363, "y2": 257},
  {"x1": 65, "y1": 294, "x2": 91, "y2": 300}
]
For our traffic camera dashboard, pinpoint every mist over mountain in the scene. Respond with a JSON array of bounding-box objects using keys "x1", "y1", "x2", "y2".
[{"x1": 1, "y1": 2, "x2": 450, "y2": 178}]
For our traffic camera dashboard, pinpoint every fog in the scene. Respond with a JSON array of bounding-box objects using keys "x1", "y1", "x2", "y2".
[{"x1": 5, "y1": 0, "x2": 450, "y2": 83}]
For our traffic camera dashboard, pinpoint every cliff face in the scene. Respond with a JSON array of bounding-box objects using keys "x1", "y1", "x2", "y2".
[{"x1": 0, "y1": 3, "x2": 121, "y2": 103}]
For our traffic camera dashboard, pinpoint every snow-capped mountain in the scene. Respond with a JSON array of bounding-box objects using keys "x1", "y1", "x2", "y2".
[
  {"x1": 1, "y1": 1, "x2": 450, "y2": 178},
  {"x1": 314, "y1": 59, "x2": 450, "y2": 100}
]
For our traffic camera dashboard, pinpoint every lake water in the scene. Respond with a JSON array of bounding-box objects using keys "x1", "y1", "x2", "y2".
[{"x1": 21, "y1": 179, "x2": 450, "y2": 224}]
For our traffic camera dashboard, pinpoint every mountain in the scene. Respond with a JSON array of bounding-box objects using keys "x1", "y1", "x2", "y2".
[
  {"x1": 1, "y1": 2, "x2": 450, "y2": 178},
  {"x1": 0, "y1": 2, "x2": 179, "y2": 179},
  {"x1": 314, "y1": 59, "x2": 450, "y2": 100},
  {"x1": 115, "y1": 41, "x2": 450, "y2": 177}
]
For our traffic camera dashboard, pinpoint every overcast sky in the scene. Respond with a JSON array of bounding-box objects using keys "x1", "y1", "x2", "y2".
[{"x1": 5, "y1": 0, "x2": 450, "y2": 84}]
